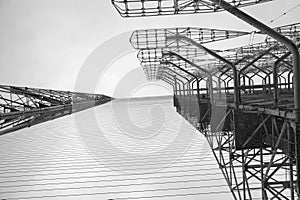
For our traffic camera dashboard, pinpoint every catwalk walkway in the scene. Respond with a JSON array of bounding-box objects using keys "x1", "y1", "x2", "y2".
[{"x1": 0, "y1": 96, "x2": 233, "y2": 200}]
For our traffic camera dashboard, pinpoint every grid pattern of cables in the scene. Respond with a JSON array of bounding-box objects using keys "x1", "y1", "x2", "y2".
[{"x1": 0, "y1": 97, "x2": 233, "y2": 200}]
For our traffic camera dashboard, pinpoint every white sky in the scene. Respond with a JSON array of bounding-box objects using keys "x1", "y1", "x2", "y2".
[{"x1": 0, "y1": 0, "x2": 299, "y2": 98}]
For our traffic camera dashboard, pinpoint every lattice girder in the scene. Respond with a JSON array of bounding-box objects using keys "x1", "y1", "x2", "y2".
[{"x1": 0, "y1": 85, "x2": 112, "y2": 135}]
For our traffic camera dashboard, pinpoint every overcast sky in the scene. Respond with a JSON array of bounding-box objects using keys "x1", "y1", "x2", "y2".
[{"x1": 0, "y1": 0, "x2": 299, "y2": 98}]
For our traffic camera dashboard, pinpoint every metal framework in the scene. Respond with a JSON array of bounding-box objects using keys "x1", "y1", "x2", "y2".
[
  {"x1": 112, "y1": 0, "x2": 273, "y2": 17},
  {"x1": 0, "y1": 85, "x2": 112, "y2": 135},
  {"x1": 112, "y1": 0, "x2": 300, "y2": 198},
  {"x1": 146, "y1": 38, "x2": 299, "y2": 200},
  {"x1": 130, "y1": 27, "x2": 249, "y2": 49},
  {"x1": 138, "y1": 46, "x2": 209, "y2": 62},
  {"x1": 127, "y1": 26, "x2": 300, "y2": 200}
]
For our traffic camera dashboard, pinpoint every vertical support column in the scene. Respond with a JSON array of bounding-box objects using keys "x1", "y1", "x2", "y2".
[
  {"x1": 242, "y1": 75, "x2": 246, "y2": 93},
  {"x1": 287, "y1": 122, "x2": 295, "y2": 200},
  {"x1": 288, "y1": 71, "x2": 293, "y2": 92},
  {"x1": 196, "y1": 77, "x2": 201, "y2": 108},
  {"x1": 273, "y1": 60, "x2": 279, "y2": 108},
  {"x1": 294, "y1": 123, "x2": 300, "y2": 197},
  {"x1": 260, "y1": 137, "x2": 267, "y2": 199},
  {"x1": 187, "y1": 80, "x2": 191, "y2": 119},
  {"x1": 174, "y1": 75, "x2": 178, "y2": 95},
  {"x1": 241, "y1": 149, "x2": 246, "y2": 200},
  {"x1": 273, "y1": 44, "x2": 300, "y2": 107}
]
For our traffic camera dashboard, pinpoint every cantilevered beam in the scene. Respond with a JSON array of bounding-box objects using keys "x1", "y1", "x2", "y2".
[{"x1": 0, "y1": 85, "x2": 112, "y2": 135}]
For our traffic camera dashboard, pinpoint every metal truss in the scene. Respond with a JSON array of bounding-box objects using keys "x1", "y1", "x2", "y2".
[
  {"x1": 114, "y1": 0, "x2": 300, "y2": 197},
  {"x1": 0, "y1": 85, "x2": 112, "y2": 135},
  {"x1": 130, "y1": 27, "x2": 249, "y2": 49},
  {"x1": 133, "y1": 24, "x2": 299, "y2": 85},
  {"x1": 169, "y1": 43, "x2": 300, "y2": 199},
  {"x1": 135, "y1": 23, "x2": 300, "y2": 77},
  {"x1": 113, "y1": 0, "x2": 300, "y2": 120},
  {"x1": 134, "y1": 26, "x2": 299, "y2": 100},
  {"x1": 199, "y1": 105, "x2": 298, "y2": 200},
  {"x1": 137, "y1": 37, "x2": 300, "y2": 199},
  {"x1": 112, "y1": 0, "x2": 273, "y2": 17}
]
